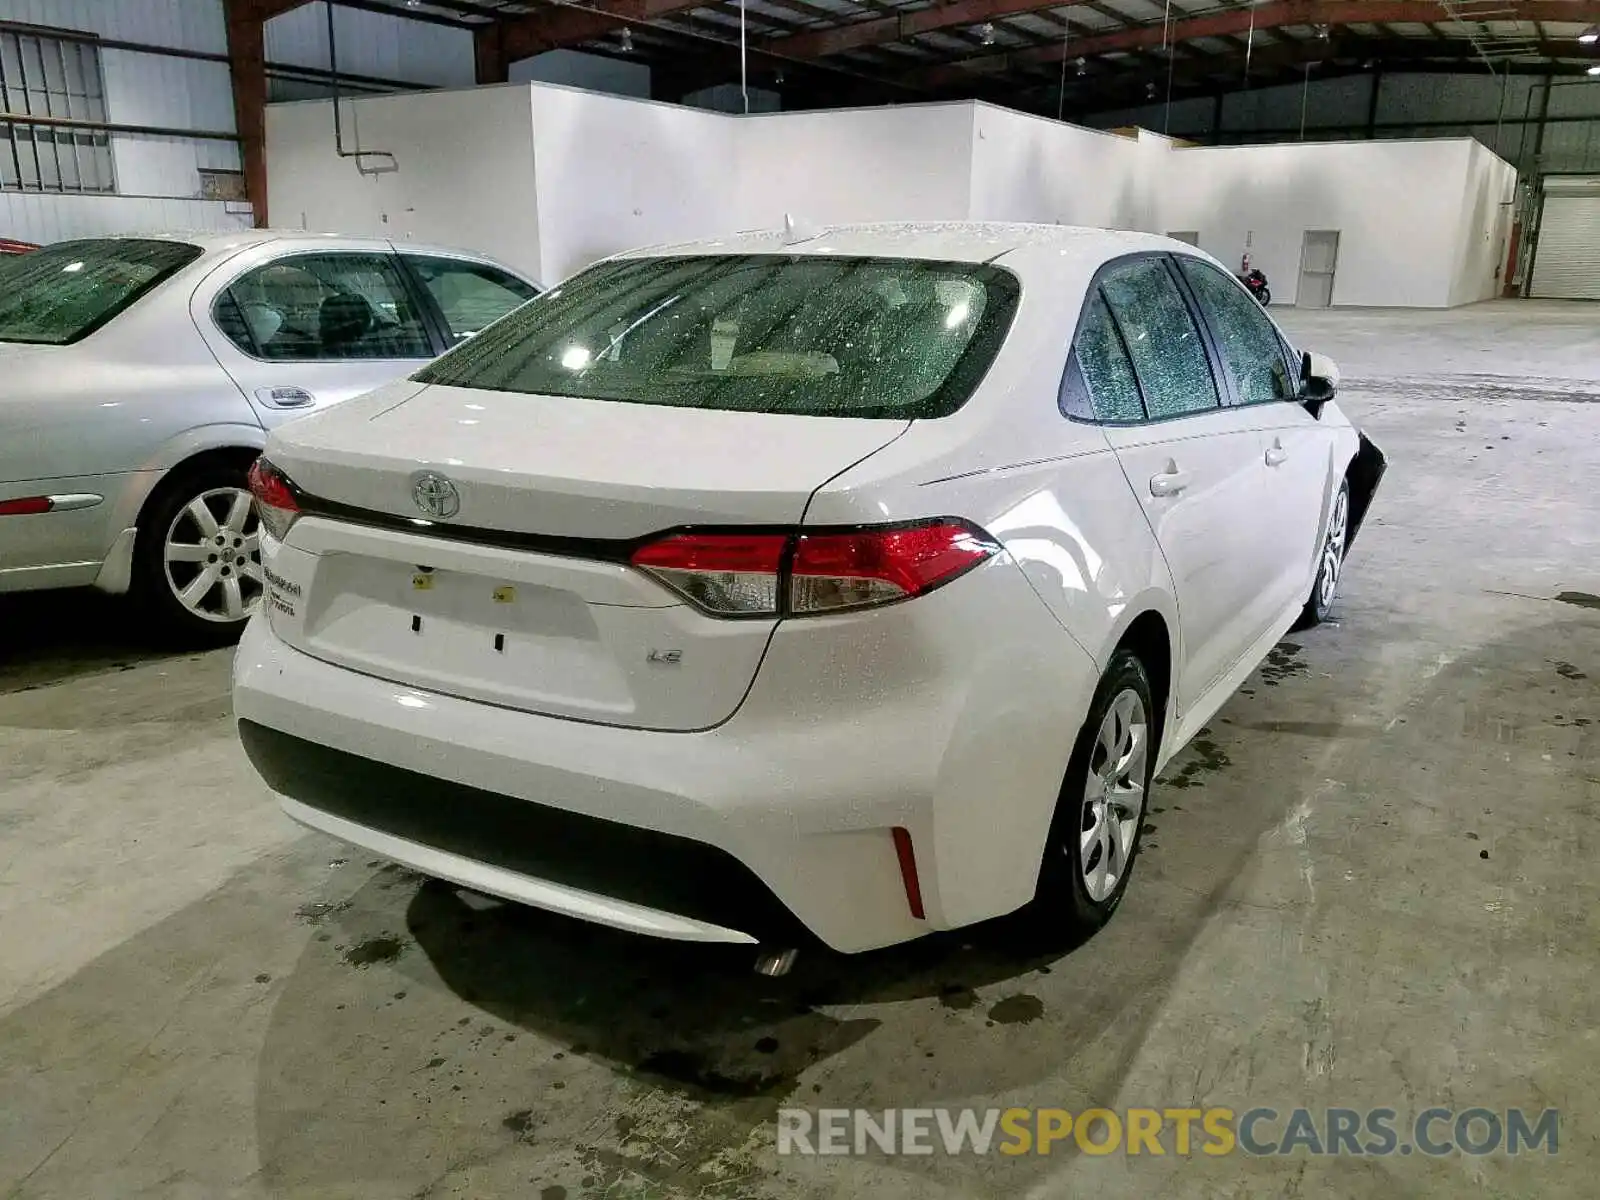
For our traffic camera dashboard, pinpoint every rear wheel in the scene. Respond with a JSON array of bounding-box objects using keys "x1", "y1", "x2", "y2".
[
  {"x1": 132, "y1": 461, "x2": 263, "y2": 646},
  {"x1": 1035, "y1": 650, "x2": 1155, "y2": 935},
  {"x1": 1298, "y1": 478, "x2": 1349, "y2": 629}
]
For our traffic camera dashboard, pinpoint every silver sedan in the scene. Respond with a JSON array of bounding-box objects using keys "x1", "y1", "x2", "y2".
[{"x1": 0, "y1": 231, "x2": 539, "y2": 643}]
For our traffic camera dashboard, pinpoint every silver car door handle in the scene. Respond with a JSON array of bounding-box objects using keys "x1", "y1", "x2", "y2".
[
  {"x1": 1149, "y1": 467, "x2": 1192, "y2": 497},
  {"x1": 255, "y1": 386, "x2": 316, "y2": 409},
  {"x1": 1265, "y1": 441, "x2": 1289, "y2": 467}
]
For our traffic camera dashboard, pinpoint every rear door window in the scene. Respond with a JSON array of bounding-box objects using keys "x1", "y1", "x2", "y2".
[
  {"x1": 1060, "y1": 290, "x2": 1145, "y2": 423},
  {"x1": 1097, "y1": 257, "x2": 1220, "y2": 420},
  {"x1": 415, "y1": 255, "x2": 1021, "y2": 419},
  {"x1": 213, "y1": 252, "x2": 432, "y2": 361}
]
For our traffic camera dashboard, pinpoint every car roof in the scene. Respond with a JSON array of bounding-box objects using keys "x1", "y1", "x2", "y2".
[
  {"x1": 617, "y1": 221, "x2": 1193, "y2": 270},
  {"x1": 42, "y1": 228, "x2": 523, "y2": 264}
]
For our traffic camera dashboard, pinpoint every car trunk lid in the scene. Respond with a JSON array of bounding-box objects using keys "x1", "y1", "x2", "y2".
[{"x1": 264, "y1": 384, "x2": 908, "y2": 730}]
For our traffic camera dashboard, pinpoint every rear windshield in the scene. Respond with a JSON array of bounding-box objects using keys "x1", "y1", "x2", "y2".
[
  {"x1": 414, "y1": 254, "x2": 1021, "y2": 419},
  {"x1": 0, "y1": 238, "x2": 202, "y2": 345}
]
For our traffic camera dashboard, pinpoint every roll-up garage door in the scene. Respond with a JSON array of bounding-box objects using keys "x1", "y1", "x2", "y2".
[{"x1": 1529, "y1": 177, "x2": 1600, "y2": 300}]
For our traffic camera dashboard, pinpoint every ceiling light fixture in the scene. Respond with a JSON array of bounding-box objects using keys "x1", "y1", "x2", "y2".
[
  {"x1": 979, "y1": 22, "x2": 997, "y2": 45},
  {"x1": 619, "y1": 26, "x2": 634, "y2": 52},
  {"x1": 1581, "y1": 25, "x2": 1600, "y2": 44}
]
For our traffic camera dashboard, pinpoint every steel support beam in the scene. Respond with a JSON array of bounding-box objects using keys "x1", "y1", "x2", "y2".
[{"x1": 775, "y1": 0, "x2": 1600, "y2": 71}]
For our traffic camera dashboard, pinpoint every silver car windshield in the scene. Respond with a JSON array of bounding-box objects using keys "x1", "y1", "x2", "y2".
[
  {"x1": 414, "y1": 255, "x2": 1022, "y2": 420},
  {"x1": 0, "y1": 238, "x2": 202, "y2": 346}
]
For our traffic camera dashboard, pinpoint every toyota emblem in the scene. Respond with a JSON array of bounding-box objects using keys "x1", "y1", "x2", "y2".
[{"x1": 411, "y1": 472, "x2": 460, "y2": 520}]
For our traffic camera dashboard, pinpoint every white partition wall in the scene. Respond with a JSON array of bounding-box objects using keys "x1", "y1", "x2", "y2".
[
  {"x1": 527, "y1": 88, "x2": 736, "y2": 284},
  {"x1": 266, "y1": 82, "x2": 1514, "y2": 305},
  {"x1": 267, "y1": 85, "x2": 541, "y2": 278},
  {"x1": 1155, "y1": 139, "x2": 1515, "y2": 308},
  {"x1": 967, "y1": 105, "x2": 1144, "y2": 229},
  {"x1": 736, "y1": 105, "x2": 976, "y2": 231}
]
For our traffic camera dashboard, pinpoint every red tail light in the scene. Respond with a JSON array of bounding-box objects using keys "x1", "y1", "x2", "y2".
[
  {"x1": 247, "y1": 458, "x2": 301, "y2": 541},
  {"x1": 791, "y1": 522, "x2": 998, "y2": 614},
  {"x1": 630, "y1": 520, "x2": 998, "y2": 618}
]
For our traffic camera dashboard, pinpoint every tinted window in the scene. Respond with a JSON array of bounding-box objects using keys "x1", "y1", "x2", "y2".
[
  {"x1": 0, "y1": 238, "x2": 200, "y2": 345},
  {"x1": 415, "y1": 255, "x2": 1021, "y2": 420},
  {"x1": 1061, "y1": 290, "x2": 1145, "y2": 423},
  {"x1": 1177, "y1": 258, "x2": 1294, "y2": 405},
  {"x1": 1099, "y1": 258, "x2": 1219, "y2": 420},
  {"x1": 214, "y1": 252, "x2": 431, "y2": 361},
  {"x1": 406, "y1": 256, "x2": 538, "y2": 344}
]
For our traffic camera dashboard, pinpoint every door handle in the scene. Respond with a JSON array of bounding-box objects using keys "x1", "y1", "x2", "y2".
[
  {"x1": 1149, "y1": 464, "x2": 1192, "y2": 497},
  {"x1": 254, "y1": 385, "x2": 315, "y2": 409},
  {"x1": 1264, "y1": 439, "x2": 1289, "y2": 467}
]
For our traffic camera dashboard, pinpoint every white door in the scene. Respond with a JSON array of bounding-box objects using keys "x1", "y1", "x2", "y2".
[
  {"x1": 192, "y1": 247, "x2": 438, "y2": 429},
  {"x1": 1176, "y1": 255, "x2": 1333, "y2": 620},
  {"x1": 1086, "y1": 257, "x2": 1279, "y2": 713},
  {"x1": 1529, "y1": 178, "x2": 1600, "y2": 299},
  {"x1": 1298, "y1": 230, "x2": 1340, "y2": 309}
]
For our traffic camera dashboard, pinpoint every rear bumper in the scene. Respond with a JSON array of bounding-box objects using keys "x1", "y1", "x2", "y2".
[{"x1": 233, "y1": 554, "x2": 1099, "y2": 953}]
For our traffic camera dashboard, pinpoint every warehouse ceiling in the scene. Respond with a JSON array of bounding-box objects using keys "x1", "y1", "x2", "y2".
[{"x1": 323, "y1": 0, "x2": 1600, "y2": 116}]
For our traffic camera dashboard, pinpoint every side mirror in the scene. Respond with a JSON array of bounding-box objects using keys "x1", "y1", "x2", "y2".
[{"x1": 1299, "y1": 350, "x2": 1340, "y2": 418}]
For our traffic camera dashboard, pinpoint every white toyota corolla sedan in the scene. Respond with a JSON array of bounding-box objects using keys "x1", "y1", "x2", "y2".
[{"x1": 234, "y1": 222, "x2": 1384, "y2": 959}]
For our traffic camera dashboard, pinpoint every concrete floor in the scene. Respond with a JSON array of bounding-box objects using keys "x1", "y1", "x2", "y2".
[{"x1": 2, "y1": 300, "x2": 1596, "y2": 1199}]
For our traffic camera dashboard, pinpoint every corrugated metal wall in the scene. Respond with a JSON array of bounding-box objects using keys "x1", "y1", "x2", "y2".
[
  {"x1": 264, "y1": 3, "x2": 472, "y2": 92},
  {"x1": 0, "y1": 0, "x2": 248, "y2": 242},
  {"x1": 1087, "y1": 71, "x2": 1600, "y2": 178}
]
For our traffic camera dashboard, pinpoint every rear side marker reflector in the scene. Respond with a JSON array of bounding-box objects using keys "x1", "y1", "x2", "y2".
[
  {"x1": 892, "y1": 827, "x2": 926, "y2": 920},
  {"x1": 629, "y1": 520, "x2": 1000, "y2": 618},
  {"x1": 0, "y1": 494, "x2": 102, "y2": 516},
  {"x1": 0, "y1": 497, "x2": 53, "y2": 516}
]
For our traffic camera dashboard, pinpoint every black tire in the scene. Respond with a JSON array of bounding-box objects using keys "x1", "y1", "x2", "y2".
[
  {"x1": 1033, "y1": 649, "x2": 1157, "y2": 936},
  {"x1": 1297, "y1": 478, "x2": 1350, "y2": 630},
  {"x1": 131, "y1": 458, "x2": 262, "y2": 647},
  {"x1": 1257, "y1": 287, "x2": 1271, "y2": 306}
]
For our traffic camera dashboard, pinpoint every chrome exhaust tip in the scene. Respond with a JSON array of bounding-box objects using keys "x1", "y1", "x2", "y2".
[{"x1": 754, "y1": 948, "x2": 799, "y2": 977}]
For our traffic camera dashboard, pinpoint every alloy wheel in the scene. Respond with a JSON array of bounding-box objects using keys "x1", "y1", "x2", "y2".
[
  {"x1": 1079, "y1": 688, "x2": 1148, "y2": 903},
  {"x1": 1318, "y1": 485, "x2": 1350, "y2": 611},
  {"x1": 163, "y1": 487, "x2": 263, "y2": 623}
]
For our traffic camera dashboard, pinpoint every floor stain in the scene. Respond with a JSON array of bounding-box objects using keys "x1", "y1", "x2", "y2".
[
  {"x1": 294, "y1": 900, "x2": 351, "y2": 927},
  {"x1": 1260, "y1": 642, "x2": 1309, "y2": 686},
  {"x1": 1556, "y1": 591, "x2": 1600, "y2": 610},
  {"x1": 939, "y1": 984, "x2": 979, "y2": 1010},
  {"x1": 634, "y1": 1048, "x2": 789, "y2": 1098},
  {"x1": 502, "y1": 1108, "x2": 535, "y2": 1136},
  {"x1": 987, "y1": 994, "x2": 1045, "y2": 1026},
  {"x1": 1553, "y1": 661, "x2": 1589, "y2": 681},
  {"x1": 1160, "y1": 738, "x2": 1232, "y2": 790},
  {"x1": 342, "y1": 935, "x2": 406, "y2": 968}
]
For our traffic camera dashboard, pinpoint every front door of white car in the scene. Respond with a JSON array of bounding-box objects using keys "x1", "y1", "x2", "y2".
[
  {"x1": 1077, "y1": 257, "x2": 1282, "y2": 716},
  {"x1": 191, "y1": 244, "x2": 437, "y2": 429},
  {"x1": 1174, "y1": 257, "x2": 1336, "y2": 620}
]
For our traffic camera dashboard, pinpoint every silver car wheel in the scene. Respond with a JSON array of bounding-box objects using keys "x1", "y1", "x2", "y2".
[
  {"x1": 1318, "y1": 484, "x2": 1350, "y2": 611},
  {"x1": 1080, "y1": 687, "x2": 1148, "y2": 903},
  {"x1": 163, "y1": 487, "x2": 262, "y2": 623}
]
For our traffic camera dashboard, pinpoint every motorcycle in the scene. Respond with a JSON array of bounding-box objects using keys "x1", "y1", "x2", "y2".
[{"x1": 1237, "y1": 268, "x2": 1271, "y2": 306}]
